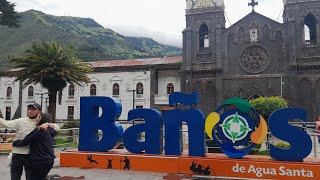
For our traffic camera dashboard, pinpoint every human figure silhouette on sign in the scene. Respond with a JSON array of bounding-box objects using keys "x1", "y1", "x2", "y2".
[
  {"x1": 196, "y1": 164, "x2": 203, "y2": 174},
  {"x1": 87, "y1": 155, "x2": 98, "y2": 164},
  {"x1": 107, "y1": 158, "x2": 113, "y2": 169},
  {"x1": 121, "y1": 156, "x2": 131, "y2": 170},
  {"x1": 202, "y1": 165, "x2": 211, "y2": 175},
  {"x1": 190, "y1": 161, "x2": 197, "y2": 172},
  {"x1": 189, "y1": 161, "x2": 214, "y2": 176}
]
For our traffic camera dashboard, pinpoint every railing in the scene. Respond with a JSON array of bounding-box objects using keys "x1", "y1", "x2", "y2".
[
  {"x1": 0, "y1": 128, "x2": 79, "y2": 152},
  {"x1": 53, "y1": 128, "x2": 79, "y2": 151},
  {"x1": 1, "y1": 122, "x2": 320, "y2": 158}
]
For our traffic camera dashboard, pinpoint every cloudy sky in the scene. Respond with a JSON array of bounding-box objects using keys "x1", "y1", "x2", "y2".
[{"x1": 10, "y1": 0, "x2": 284, "y2": 47}]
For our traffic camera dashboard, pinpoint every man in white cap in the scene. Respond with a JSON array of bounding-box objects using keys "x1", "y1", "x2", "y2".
[{"x1": 0, "y1": 103, "x2": 59, "y2": 180}]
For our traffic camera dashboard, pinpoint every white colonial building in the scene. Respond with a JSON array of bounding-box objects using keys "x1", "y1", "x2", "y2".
[{"x1": 0, "y1": 57, "x2": 182, "y2": 121}]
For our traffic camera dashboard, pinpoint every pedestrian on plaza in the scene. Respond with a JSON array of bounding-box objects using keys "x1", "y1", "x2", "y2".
[
  {"x1": 13, "y1": 113, "x2": 57, "y2": 180},
  {"x1": 0, "y1": 103, "x2": 59, "y2": 180},
  {"x1": 316, "y1": 116, "x2": 320, "y2": 146}
]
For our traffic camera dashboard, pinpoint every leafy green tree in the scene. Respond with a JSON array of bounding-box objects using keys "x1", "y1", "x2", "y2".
[
  {"x1": 10, "y1": 41, "x2": 93, "y2": 121},
  {"x1": 0, "y1": 0, "x2": 20, "y2": 27},
  {"x1": 249, "y1": 96, "x2": 289, "y2": 149},
  {"x1": 249, "y1": 96, "x2": 288, "y2": 121}
]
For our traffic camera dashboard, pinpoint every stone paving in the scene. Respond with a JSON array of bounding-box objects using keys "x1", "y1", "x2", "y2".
[{"x1": 0, "y1": 154, "x2": 237, "y2": 180}]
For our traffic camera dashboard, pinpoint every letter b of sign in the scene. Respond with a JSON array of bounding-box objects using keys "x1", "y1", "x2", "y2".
[{"x1": 78, "y1": 96, "x2": 124, "y2": 151}]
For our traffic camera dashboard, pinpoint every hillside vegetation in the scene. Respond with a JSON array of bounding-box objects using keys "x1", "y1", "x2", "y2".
[{"x1": 0, "y1": 10, "x2": 181, "y2": 70}]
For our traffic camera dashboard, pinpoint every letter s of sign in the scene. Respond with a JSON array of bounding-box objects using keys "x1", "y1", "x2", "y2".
[
  {"x1": 78, "y1": 96, "x2": 123, "y2": 151},
  {"x1": 268, "y1": 108, "x2": 312, "y2": 162}
]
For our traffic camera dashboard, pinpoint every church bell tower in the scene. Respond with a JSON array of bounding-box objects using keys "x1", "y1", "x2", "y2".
[
  {"x1": 283, "y1": 0, "x2": 320, "y2": 120},
  {"x1": 182, "y1": 0, "x2": 225, "y2": 115}
]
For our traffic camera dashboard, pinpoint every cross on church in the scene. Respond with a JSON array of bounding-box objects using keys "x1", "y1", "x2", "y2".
[{"x1": 248, "y1": 0, "x2": 258, "y2": 12}]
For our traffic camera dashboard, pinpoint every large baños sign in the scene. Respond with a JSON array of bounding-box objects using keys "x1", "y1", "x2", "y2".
[{"x1": 79, "y1": 92, "x2": 312, "y2": 162}]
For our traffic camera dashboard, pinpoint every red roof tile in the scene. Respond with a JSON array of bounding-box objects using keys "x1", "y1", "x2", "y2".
[{"x1": 90, "y1": 56, "x2": 182, "y2": 68}]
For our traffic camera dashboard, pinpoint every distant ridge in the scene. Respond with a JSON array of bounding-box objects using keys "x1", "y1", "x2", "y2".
[{"x1": 0, "y1": 10, "x2": 181, "y2": 70}]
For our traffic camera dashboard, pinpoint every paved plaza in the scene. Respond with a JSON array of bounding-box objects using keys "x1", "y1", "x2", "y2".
[{"x1": 0, "y1": 154, "x2": 238, "y2": 180}]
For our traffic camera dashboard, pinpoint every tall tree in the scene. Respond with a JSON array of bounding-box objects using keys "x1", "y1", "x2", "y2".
[
  {"x1": 0, "y1": 0, "x2": 20, "y2": 27},
  {"x1": 10, "y1": 41, "x2": 93, "y2": 121}
]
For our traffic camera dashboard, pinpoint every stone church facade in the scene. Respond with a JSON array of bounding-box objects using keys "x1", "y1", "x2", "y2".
[{"x1": 180, "y1": 0, "x2": 320, "y2": 121}]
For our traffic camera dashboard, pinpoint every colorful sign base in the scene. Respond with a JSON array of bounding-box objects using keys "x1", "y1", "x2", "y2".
[{"x1": 60, "y1": 149, "x2": 320, "y2": 179}]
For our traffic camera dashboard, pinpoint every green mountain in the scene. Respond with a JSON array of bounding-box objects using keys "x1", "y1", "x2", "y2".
[{"x1": 0, "y1": 10, "x2": 182, "y2": 70}]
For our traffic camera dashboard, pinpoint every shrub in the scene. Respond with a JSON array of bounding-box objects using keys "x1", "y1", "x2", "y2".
[
  {"x1": 61, "y1": 121, "x2": 80, "y2": 129},
  {"x1": 249, "y1": 143, "x2": 262, "y2": 155},
  {"x1": 254, "y1": 150, "x2": 270, "y2": 156},
  {"x1": 249, "y1": 96, "x2": 288, "y2": 150},
  {"x1": 249, "y1": 96, "x2": 288, "y2": 121},
  {"x1": 61, "y1": 121, "x2": 80, "y2": 143},
  {"x1": 274, "y1": 142, "x2": 290, "y2": 149}
]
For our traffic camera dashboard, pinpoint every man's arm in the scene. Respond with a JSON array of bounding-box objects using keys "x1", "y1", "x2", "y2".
[
  {"x1": 12, "y1": 129, "x2": 39, "y2": 147},
  {"x1": 39, "y1": 123, "x2": 60, "y2": 131},
  {"x1": 0, "y1": 118, "x2": 20, "y2": 129}
]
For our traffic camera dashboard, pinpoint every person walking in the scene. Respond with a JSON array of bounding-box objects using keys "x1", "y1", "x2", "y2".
[
  {"x1": 13, "y1": 113, "x2": 57, "y2": 180},
  {"x1": 0, "y1": 103, "x2": 59, "y2": 180}
]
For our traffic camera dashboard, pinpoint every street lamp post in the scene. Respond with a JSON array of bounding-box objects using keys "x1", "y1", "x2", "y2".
[
  {"x1": 127, "y1": 89, "x2": 136, "y2": 110},
  {"x1": 126, "y1": 84, "x2": 136, "y2": 125},
  {"x1": 36, "y1": 92, "x2": 48, "y2": 108},
  {"x1": 280, "y1": 76, "x2": 284, "y2": 98},
  {"x1": 126, "y1": 84, "x2": 136, "y2": 110}
]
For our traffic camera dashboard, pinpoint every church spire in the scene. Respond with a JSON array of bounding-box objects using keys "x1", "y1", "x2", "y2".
[{"x1": 248, "y1": 0, "x2": 258, "y2": 12}]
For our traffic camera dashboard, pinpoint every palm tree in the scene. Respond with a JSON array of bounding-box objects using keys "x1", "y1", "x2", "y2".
[
  {"x1": 0, "y1": 0, "x2": 20, "y2": 27},
  {"x1": 10, "y1": 41, "x2": 93, "y2": 121}
]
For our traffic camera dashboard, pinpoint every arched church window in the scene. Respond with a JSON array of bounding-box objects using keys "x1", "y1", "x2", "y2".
[
  {"x1": 28, "y1": 86, "x2": 34, "y2": 99},
  {"x1": 275, "y1": 30, "x2": 283, "y2": 41},
  {"x1": 90, "y1": 84, "x2": 96, "y2": 96},
  {"x1": 227, "y1": 34, "x2": 234, "y2": 45},
  {"x1": 199, "y1": 23, "x2": 209, "y2": 49},
  {"x1": 304, "y1": 13, "x2": 317, "y2": 45},
  {"x1": 167, "y1": 83, "x2": 174, "y2": 95},
  {"x1": 238, "y1": 27, "x2": 245, "y2": 43},
  {"x1": 263, "y1": 24, "x2": 270, "y2": 41}
]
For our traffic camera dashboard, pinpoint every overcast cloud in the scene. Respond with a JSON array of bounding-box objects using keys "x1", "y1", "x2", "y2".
[{"x1": 9, "y1": 0, "x2": 283, "y2": 47}]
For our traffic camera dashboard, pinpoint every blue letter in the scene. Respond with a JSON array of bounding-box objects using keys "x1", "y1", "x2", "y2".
[
  {"x1": 123, "y1": 109, "x2": 163, "y2": 154},
  {"x1": 269, "y1": 108, "x2": 312, "y2": 162},
  {"x1": 163, "y1": 92, "x2": 205, "y2": 156},
  {"x1": 79, "y1": 96, "x2": 123, "y2": 151}
]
